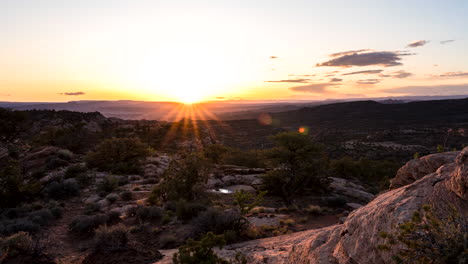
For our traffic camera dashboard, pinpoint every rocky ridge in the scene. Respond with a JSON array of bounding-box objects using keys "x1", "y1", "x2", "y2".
[{"x1": 158, "y1": 147, "x2": 468, "y2": 264}]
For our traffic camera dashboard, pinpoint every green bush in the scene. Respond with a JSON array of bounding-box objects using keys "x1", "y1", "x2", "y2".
[
  {"x1": 96, "y1": 176, "x2": 119, "y2": 195},
  {"x1": 379, "y1": 205, "x2": 468, "y2": 264},
  {"x1": 84, "y1": 202, "x2": 101, "y2": 215},
  {"x1": 262, "y1": 132, "x2": 329, "y2": 205},
  {"x1": 106, "y1": 193, "x2": 119, "y2": 204},
  {"x1": 233, "y1": 190, "x2": 266, "y2": 215},
  {"x1": 0, "y1": 232, "x2": 33, "y2": 259},
  {"x1": 94, "y1": 224, "x2": 128, "y2": 252},
  {"x1": 106, "y1": 211, "x2": 121, "y2": 224},
  {"x1": 65, "y1": 164, "x2": 88, "y2": 178},
  {"x1": 69, "y1": 214, "x2": 109, "y2": 233},
  {"x1": 175, "y1": 200, "x2": 208, "y2": 221},
  {"x1": 192, "y1": 208, "x2": 246, "y2": 237},
  {"x1": 120, "y1": 191, "x2": 133, "y2": 201},
  {"x1": 173, "y1": 232, "x2": 228, "y2": 264},
  {"x1": 135, "y1": 206, "x2": 164, "y2": 224},
  {"x1": 330, "y1": 157, "x2": 400, "y2": 192},
  {"x1": 85, "y1": 137, "x2": 149, "y2": 174},
  {"x1": 149, "y1": 154, "x2": 211, "y2": 203},
  {"x1": 44, "y1": 178, "x2": 80, "y2": 200},
  {"x1": 0, "y1": 160, "x2": 42, "y2": 207}
]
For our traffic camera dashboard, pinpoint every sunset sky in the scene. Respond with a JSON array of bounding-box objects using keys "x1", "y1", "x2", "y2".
[{"x1": 1, "y1": 0, "x2": 468, "y2": 103}]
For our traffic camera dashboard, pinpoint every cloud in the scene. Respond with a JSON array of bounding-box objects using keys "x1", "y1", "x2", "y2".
[
  {"x1": 265, "y1": 79, "x2": 310, "y2": 83},
  {"x1": 356, "y1": 79, "x2": 381, "y2": 84},
  {"x1": 406, "y1": 40, "x2": 429, "y2": 48},
  {"x1": 288, "y1": 74, "x2": 315, "y2": 77},
  {"x1": 330, "y1": 78, "x2": 342, "y2": 82},
  {"x1": 317, "y1": 50, "x2": 411, "y2": 67},
  {"x1": 59, "y1": 92, "x2": 85, "y2": 96},
  {"x1": 381, "y1": 83, "x2": 468, "y2": 95},
  {"x1": 389, "y1": 70, "x2": 413, "y2": 79},
  {"x1": 329, "y1": 49, "x2": 370, "y2": 57},
  {"x1": 342, "y1": 69, "x2": 383, "y2": 75},
  {"x1": 270, "y1": 56, "x2": 278, "y2": 59},
  {"x1": 440, "y1": 39, "x2": 455, "y2": 44},
  {"x1": 289, "y1": 83, "x2": 338, "y2": 93},
  {"x1": 440, "y1": 71, "x2": 468, "y2": 77}
]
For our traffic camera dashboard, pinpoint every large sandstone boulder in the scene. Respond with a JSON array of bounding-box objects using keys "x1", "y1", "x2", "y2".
[
  {"x1": 390, "y1": 151, "x2": 460, "y2": 189},
  {"x1": 158, "y1": 148, "x2": 468, "y2": 264}
]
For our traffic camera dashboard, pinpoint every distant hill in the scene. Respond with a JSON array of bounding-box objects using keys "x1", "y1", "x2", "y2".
[{"x1": 270, "y1": 98, "x2": 468, "y2": 130}]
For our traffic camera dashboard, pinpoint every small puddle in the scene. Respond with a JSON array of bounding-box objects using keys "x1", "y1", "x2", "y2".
[{"x1": 211, "y1": 188, "x2": 233, "y2": 194}]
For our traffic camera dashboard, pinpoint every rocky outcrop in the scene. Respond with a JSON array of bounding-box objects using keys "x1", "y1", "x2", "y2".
[
  {"x1": 329, "y1": 177, "x2": 374, "y2": 202},
  {"x1": 158, "y1": 148, "x2": 468, "y2": 264},
  {"x1": 22, "y1": 146, "x2": 61, "y2": 171},
  {"x1": 390, "y1": 151, "x2": 460, "y2": 189}
]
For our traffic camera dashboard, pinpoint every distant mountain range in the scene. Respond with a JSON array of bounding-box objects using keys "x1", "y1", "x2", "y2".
[
  {"x1": 1, "y1": 94, "x2": 468, "y2": 121},
  {"x1": 270, "y1": 98, "x2": 468, "y2": 130}
]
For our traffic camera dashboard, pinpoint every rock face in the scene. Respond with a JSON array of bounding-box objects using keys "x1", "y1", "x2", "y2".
[
  {"x1": 390, "y1": 151, "x2": 460, "y2": 189},
  {"x1": 158, "y1": 148, "x2": 468, "y2": 264},
  {"x1": 329, "y1": 177, "x2": 374, "y2": 202}
]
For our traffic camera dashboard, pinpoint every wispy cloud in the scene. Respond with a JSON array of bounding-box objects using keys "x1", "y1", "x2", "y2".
[
  {"x1": 265, "y1": 79, "x2": 310, "y2": 83},
  {"x1": 387, "y1": 70, "x2": 413, "y2": 79},
  {"x1": 440, "y1": 71, "x2": 468, "y2": 77},
  {"x1": 270, "y1": 56, "x2": 278, "y2": 59},
  {"x1": 342, "y1": 69, "x2": 383, "y2": 75},
  {"x1": 440, "y1": 39, "x2": 455, "y2": 44},
  {"x1": 317, "y1": 50, "x2": 412, "y2": 67},
  {"x1": 289, "y1": 83, "x2": 339, "y2": 93},
  {"x1": 59, "y1": 91, "x2": 85, "y2": 96},
  {"x1": 356, "y1": 79, "x2": 381, "y2": 84},
  {"x1": 329, "y1": 49, "x2": 370, "y2": 57},
  {"x1": 406, "y1": 40, "x2": 429, "y2": 48},
  {"x1": 330, "y1": 78, "x2": 342, "y2": 82}
]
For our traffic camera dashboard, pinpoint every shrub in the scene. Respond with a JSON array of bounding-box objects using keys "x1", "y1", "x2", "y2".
[
  {"x1": 0, "y1": 219, "x2": 39, "y2": 236},
  {"x1": 0, "y1": 232, "x2": 33, "y2": 258},
  {"x1": 330, "y1": 157, "x2": 400, "y2": 192},
  {"x1": 192, "y1": 208, "x2": 246, "y2": 237},
  {"x1": 173, "y1": 232, "x2": 228, "y2": 264},
  {"x1": 46, "y1": 156, "x2": 69, "y2": 170},
  {"x1": 106, "y1": 193, "x2": 119, "y2": 204},
  {"x1": 84, "y1": 202, "x2": 101, "y2": 215},
  {"x1": 135, "y1": 206, "x2": 164, "y2": 224},
  {"x1": 57, "y1": 149, "x2": 74, "y2": 160},
  {"x1": 44, "y1": 178, "x2": 80, "y2": 200},
  {"x1": 161, "y1": 213, "x2": 172, "y2": 225},
  {"x1": 262, "y1": 132, "x2": 329, "y2": 206},
  {"x1": 175, "y1": 200, "x2": 208, "y2": 221},
  {"x1": 305, "y1": 205, "x2": 322, "y2": 215},
  {"x1": 96, "y1": 176, "x2": 119, "y2": 195},
  {"x1": 94, "y1": 224, "x2": 128, "y2": 252},
  {"x1": 69, "y1": 214, "x2": 109, "y2": 233},
  {"x1": 159, "y1": 234, "x2": 178, "y2": 249},
  {"x1": 233, "y1": 190, "x2": 266, "y2": 215},
  {"x1": 85, "y1": 137, "x2": 149, "y2": 174},
  {"x1": 221, "y1": 149, "x2": 266, "y2": 168},
  {"x1": 28, "y1": 209, "x2": 54, "y2": 226},
  {"x1": 120, "y1": 191, "x2": 133, "y2": 201},
  {"x1": 379, "y1": 204, "x2": 468, "y2": 264},
  {"x1": 106, "y1": 211, "x2": 121, "y2": 224},
  {"x1": 0, "y1": 160, "x2": 42, "y2": 207},
  {"x1": 65, "y1": 164, "x2": 90, "y2": 184},
  {"x1": 149, "y1": 154, "x2": 211, "y2": 203},
  {"x1": 50, "y1": 207, "x2": 63, "y2": 219}
]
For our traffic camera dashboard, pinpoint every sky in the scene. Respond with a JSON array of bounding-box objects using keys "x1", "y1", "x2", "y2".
[{"x1": 1, "y1": 0, "x2": 468, "y2": 103}]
